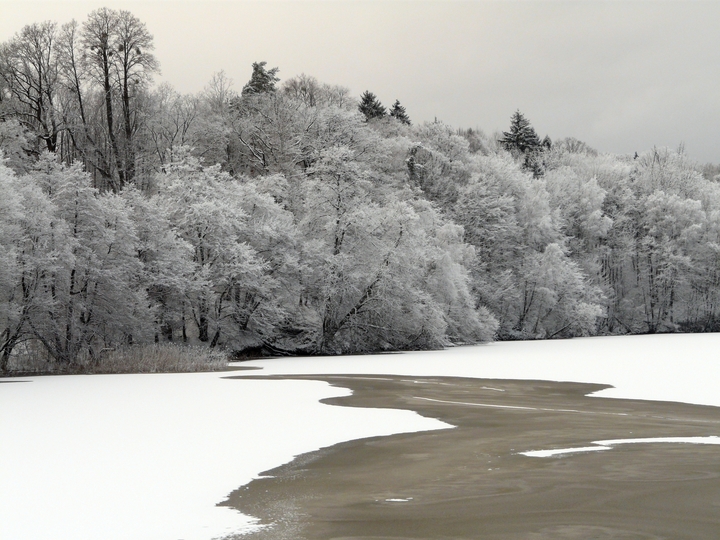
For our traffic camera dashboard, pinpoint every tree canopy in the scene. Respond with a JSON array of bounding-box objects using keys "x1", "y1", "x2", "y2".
[{"x1": 2, "y1": 8, "x2": 720, "y2": 373}]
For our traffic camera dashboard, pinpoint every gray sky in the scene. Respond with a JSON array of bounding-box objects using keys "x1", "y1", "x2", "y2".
[{"x1": 2, "y1": 1, "x2": 720, "y2": 163}]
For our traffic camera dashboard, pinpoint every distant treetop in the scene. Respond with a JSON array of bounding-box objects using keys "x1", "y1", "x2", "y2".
[
  {"x1": 358, "y1": 90, "x2": 386, "y2": 121},
  {"x1": 389, "y1": 99, "x2": 411, "y2": 125},
  {"x1": 499, "y1": 110, "x2": 552, "y2": 177},
  {"x1": 242, "y1": 61, "x2": 280, "y2": 95},
  {"x1": 499, "y1": 110, "x2": 541, "y2": 155}
]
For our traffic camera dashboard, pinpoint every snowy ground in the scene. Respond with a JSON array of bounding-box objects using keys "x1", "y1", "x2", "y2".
[{"x1": 1, "y1": 333, "x2": 718, "y2": 540}]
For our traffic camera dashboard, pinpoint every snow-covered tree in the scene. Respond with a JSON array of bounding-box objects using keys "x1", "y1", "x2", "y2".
[
  {"x1": 293, "y1": 144, "x2": 496, "y2": 353},
  {"x1": 406, "y1": 121, "x2": 473, "y2": 204},
  {"x1": 0, "y1": 119, "x2": 33, "y2": 173},
  {"x1": 0, "y1": 158, "x2": 30, "y2": 370},
  {"x1": 544, "y1": 167, "x2": 613, "y2": 253},
  {"x1": 515, "y1": 243, "x2": 604, "y2": 338},
  {"x1": 636, "y1": 191, "x2": 704, "y2": 332},
  {"x1": 241, "y1": 61, "x2": 279, "y2": 95},
  {"x1": 157, "y1": 151, "x2": 293, "y2": 348},
  {"x1": 27, "y1": 154, "x2": 152, "y2": 364},
  {"x1": 121, "y1": 187, "x2": 194, "y2": 342},
  {"x1": 0, "y1": 21, "x2": 62, "y2": 154},
  {"x1": 143, "y1": 84, "x2": 199, "y2": 172},
  {"x1": 81, "y1": 8, "x2": 159, "y2": 189},
  {"x1": 282, "y1": 73, "x2": 353, "y2": 109}
]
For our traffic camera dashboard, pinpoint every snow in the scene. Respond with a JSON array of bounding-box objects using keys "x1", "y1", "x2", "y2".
[
  {"x1": 2, "y1": 333, "x2": 719, "y2": 540},
  {"x1": 0, "y1": 372, "x2": 449, "y2": 540},
  {"x1": 594, "y1": 436, "x2": 720, "y2": 445},
  {"x1": 521, "y1": 446, "x2": 612, "y2": 457},
  {"x1": 520, "y1": 436, "x2": 720, "y2": 457}
]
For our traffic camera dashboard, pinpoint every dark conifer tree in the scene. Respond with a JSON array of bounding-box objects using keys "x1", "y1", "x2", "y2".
[
  {"x1": 499, "y1": 110, "x2": 549, "y2": 177},
  {"x1": 358, "y1": 91, "x2": 386, "y2": 121},
  {"x1": 389, "y1": 99, "x2": 411, "y2": 125},
  {"x1": 499, "y1": 110, "x2": 541, "y2": 154},
  {"x1": 241, "y1": 61, "x2": 280, "y2": 95}
]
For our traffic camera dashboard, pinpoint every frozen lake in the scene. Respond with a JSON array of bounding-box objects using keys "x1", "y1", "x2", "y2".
[
  {"x1": 244, "y1": 333, "x2": 720, "y2": 408},
  {"x1": 1, "y1": 333, "x2": 718, "y2": 540}
]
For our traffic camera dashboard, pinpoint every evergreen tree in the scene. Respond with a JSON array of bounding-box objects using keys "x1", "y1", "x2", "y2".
[
  {"x1": 389, "y1": 99, "x2": 411, "y2": 125},
  {"x1": 358, "y1": 91, "x2": 386, "y2": 121},
  {"x1": 499, "y1": 111, "x2": 550, "y2": 177},
  {"x1": 499, "y1": 110, "x2": 541, "y2": 154},
  {"x1": 241, "y1": 61, "x2": 279, "y2": 95}
]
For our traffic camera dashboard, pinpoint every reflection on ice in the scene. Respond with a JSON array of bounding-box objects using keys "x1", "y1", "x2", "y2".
[{"x1": 520, "y1": 436, "x2": 720, "y2": 457}]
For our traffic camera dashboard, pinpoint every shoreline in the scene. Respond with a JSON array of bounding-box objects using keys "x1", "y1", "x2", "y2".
[{"x1": 222, "y1": 373, "x2": 720, "y2": 539}]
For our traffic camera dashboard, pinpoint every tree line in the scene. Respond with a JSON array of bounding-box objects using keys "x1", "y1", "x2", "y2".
[{"x1": 2, "y1": 8, "x2": 719, "y2": 372}]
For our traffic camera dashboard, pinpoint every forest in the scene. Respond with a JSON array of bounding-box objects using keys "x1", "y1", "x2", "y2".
[{"x1": 2, "y1": 8, "x2": 720, "y2": 373}]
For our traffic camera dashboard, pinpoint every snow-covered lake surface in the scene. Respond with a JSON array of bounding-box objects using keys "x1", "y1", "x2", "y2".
[
  {"x1": 1, "y1": 333, "x2": 719, "y2": 540},
  {"x1": 0, "y1": 373, "x2": 447, "y2": 540}
]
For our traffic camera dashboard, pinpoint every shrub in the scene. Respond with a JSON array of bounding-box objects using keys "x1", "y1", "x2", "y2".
[{"x1": 2, "y1": 343, "x2": 228, "y2": 375}]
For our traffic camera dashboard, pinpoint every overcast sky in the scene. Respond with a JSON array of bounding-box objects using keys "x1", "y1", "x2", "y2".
[{"x1": 2, "y1": 1, "x2": 719, "y2": 163}]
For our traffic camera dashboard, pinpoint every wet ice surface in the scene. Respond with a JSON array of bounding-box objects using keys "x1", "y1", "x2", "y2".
[
  {"x1": 1, "y1": 333, "x2": 719, "y2": 540},
  {"x1": 520, "y1": 436, "x2": 720, "y2": 457}
]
